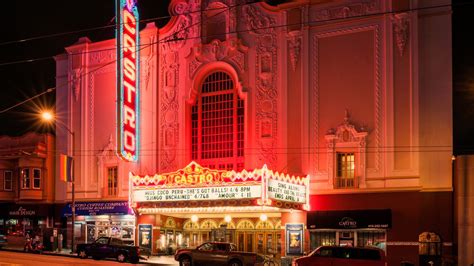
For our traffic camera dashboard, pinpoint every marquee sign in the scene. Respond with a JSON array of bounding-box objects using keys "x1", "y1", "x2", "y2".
[
  {"x1": 130, "y1": 162, "x2": 311, "y2": 210},
  {"x1": 116, "y1": 0, "x2": 139, "y2": 162}
]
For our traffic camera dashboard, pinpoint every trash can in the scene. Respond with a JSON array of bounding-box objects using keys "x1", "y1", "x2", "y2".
[{"x1": 401, "y1": 261, "x2": 415, "y2": 266}]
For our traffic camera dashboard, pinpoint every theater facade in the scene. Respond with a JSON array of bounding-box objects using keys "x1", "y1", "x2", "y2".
[
  {"x1": 130, "y1": 161, "x2": 309, "y2": 255},
  {"x1": 55, "y1": 0, "x2": 453, "y2": 265}
]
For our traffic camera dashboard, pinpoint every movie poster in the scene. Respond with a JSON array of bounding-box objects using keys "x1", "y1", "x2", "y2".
[
  {"x1": 138, "y1": 224, "x2": 152, "y2": 254},
  {"x1": 286, "y1": 223, "x2": 304, "y2": 255}
]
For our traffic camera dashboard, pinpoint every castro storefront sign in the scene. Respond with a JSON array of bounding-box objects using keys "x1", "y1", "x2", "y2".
[
  {"x1": 130, "y1": 161, "x2": 310, "y2": 209},
  {"x1": 116, "y1": 0, "x2": 139, "y2": 162}
]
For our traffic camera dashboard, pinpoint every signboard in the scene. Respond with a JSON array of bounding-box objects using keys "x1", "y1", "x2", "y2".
[
  {"x1": 130, "y1": 162, "x2": 310, "y2": 209},
  {"x1": 116, "y1": 0, "x2": 140, "y2": 162},
  {"x1": 307, "y1": 209, "x2": 392, "y2": 229},
  {"x1": 62, "y1": 201, "x2": 131, "y2": 217},
  {"x1": 286, "y1": 223, "x2": 304, "y2": 256},
  {"x1": 267, "y1": 179, "x2": 306, "y2": 203},
  {"x1": 133, "y1": 185, "x2": 261, "y2": 202},
  {"x1": 138, "y1": 224, "x2": 152, "y2": 254},
  {"x1": 9, "y1": 207, "x2": 36, "y2": 216}
]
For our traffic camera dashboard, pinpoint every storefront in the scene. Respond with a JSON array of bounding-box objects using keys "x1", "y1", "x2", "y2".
[
  {"x1": 307, "y1": 209, "x2": 392, "y2": 251},
  {"x1": 62, "y1": 201, "x2": 135, "y2": 245},
  {"x1": 130, "y1": 161, "x2": 310, "y2": 256},
  {"x1": 0, "y1": 203, "x2": 56, "y2": 236}
]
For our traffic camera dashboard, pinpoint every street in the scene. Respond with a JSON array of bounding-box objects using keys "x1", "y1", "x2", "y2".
[{"x1": 0, "y1": 250, "x2": 140, "y2": 266}]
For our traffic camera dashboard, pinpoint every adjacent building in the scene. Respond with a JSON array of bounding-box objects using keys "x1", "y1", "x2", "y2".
[
  {"x1": 55, "y1": 0, "x2": 453, "y2": 265},
  {"x1": 0, "y1": 133, "x2": 60, "y2": 248}
]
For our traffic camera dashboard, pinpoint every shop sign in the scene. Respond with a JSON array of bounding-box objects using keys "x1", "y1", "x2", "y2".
[
  {"x1": 133, "y1": 185, "x2": 261, "y2": 202},
  {"x1": 9, "y1": 207, "x2": 35, "y2": 216},
  {"x1": 267, "y1": 179, "x2": 306, "y2": 203},
  {"x1": 307, "y1": 209, "x2": 392, "y2": 229},
  {"x1": 62, "y1": 201, "x2": 131, "y2": 216},
  {"x1": 116, "y1": 0, "x2": 140, "y2": 162},
  {"x1": 338, "y1": 217, "x2": 357, "y2": 228}
]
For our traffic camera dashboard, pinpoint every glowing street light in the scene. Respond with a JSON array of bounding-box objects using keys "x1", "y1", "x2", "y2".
[
  {"x1": 40, "y1": 110, "x2": 76, "y2": 253},
  {"x1": 41, "y1": 111, "x2": 53, "y2": 121}
]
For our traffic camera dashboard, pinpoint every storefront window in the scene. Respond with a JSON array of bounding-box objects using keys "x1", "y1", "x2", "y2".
[
  {"x1": 357, "y1": 230, "x2": 386, "y2": 251},
  {"x1": 21, "y1": 168, "x2": 30, "y2": 189},
  {"x1": 4, "y1": 170, "x2": 12, "y2": 191},
  {"x1": 33, "y1": 169, "x2": 41, "y2": 189},
  {"x1": 310, "y1": 231, "x2": 336, "y2": 250}
]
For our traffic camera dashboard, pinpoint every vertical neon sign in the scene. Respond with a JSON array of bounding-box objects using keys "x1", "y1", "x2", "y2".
[{"x1": 117, "y1": 0, "x2": 139, "y2": 161}]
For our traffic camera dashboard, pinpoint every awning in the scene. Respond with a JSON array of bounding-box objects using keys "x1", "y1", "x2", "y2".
[
  {"x1": 61, "y1": 201, "x2": 133, "y2": 217},
  {"x1": 307, "y1": 209, "x2": 392, "y2": 229}
]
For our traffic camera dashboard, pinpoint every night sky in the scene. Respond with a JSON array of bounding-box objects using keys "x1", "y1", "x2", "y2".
[
  {"x1": 0, "y1": 0, "x2": 171, "y2": 135},
  {"x1": 0, "y1": 0, "x2": 473, "y2": 155}
]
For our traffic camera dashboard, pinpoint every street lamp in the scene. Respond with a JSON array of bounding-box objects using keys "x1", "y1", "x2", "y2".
[{"x1": 41, "y1": 111, "x2": 76, "y2": 253}]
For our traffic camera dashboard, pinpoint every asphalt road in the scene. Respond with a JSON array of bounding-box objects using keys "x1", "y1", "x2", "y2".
[{"x1": 0, "y1": 250, "x2": 133, "y2": 265}]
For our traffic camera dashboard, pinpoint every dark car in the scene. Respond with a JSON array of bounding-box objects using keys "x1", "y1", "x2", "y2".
[
  {"x1": 292, "y1": 246, "x2": 387, "y2": 266},
  {"x1": 175, "y1": 242, "x2": 264, "y2": 266},
  {"x1": 76, "y1": 236, "x2": 140, "y2": 263},
  {"x1": 0, "y1": 234, "x2": 7, "y2": 249}
]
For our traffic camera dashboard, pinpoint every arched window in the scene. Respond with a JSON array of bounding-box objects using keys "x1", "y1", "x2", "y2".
[{"x1": 191, "y1": 71, "x2": 244, "y2": 170}]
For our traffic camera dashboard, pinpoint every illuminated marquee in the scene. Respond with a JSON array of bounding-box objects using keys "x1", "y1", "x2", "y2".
[
  {"x1": 130, "y1": 162, "x2": 311, "y2": 210},
  {"x1": 117, "y1": 0, "x2": 139, "y2": 161}
]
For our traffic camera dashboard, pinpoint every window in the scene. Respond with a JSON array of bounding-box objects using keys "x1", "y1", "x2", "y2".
[
  {"x1": 33, "y1": 169, "x2": 41, "y2": 189},
  {"x1": 419, "y1": 232, "x2": 441, "y2": 256},
  {"x1": 4, "y1": 171, "x2": 12, "y2": 191},
  {"x1": 21, "y1": 168, "x2": 30, "y2": 189},
  {"x1": 310, "y1": 231, "x2": 336, "y2": 250},
  {"x1": 336, "y1": 152, "x2": 355, "y2": 188},
  {"x1": 357, "y1": 231, "x2": 386, "y2": 251},
  {"x1": 191, "y1": 71, "x2": 244, "y2": 170},
  {"x1": 107, "y1": 167, "x2": 118, "y2": 196}
]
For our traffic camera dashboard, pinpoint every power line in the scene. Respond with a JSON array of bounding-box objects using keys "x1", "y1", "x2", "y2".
[
  {"x1": 0, "y1": 1, "x2": 457, "y2": 68},
  {"x1": 0, "y1": 0, "x2": 240, "y2": 114},
  {"x1": 0, "y1": 1, "x2": 456, "y2": 116},
  {"x1": 0, "y1": 0, "x2": 259, "y2": 48}
]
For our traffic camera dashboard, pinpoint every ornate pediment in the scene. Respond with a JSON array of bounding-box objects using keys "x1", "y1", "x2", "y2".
[
  {"x1": 325, "y1": 110, "x2": 368, "y2": 144},
  {"x1": 187, "y1": 38, "x2": 247, "y2": 78},
  {"x1": 97, "y1": 134, "x2": 117, "y2": 163}
]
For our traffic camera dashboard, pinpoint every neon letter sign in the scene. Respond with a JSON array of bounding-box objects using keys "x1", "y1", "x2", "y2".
[{"x1": 117, "y1": 0, "x2": 139, "y2": 161}]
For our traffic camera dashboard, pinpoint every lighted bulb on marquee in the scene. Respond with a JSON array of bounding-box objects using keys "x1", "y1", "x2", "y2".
[{"x1": 117, "y1": 0, "x2": 139, "y2": 161}]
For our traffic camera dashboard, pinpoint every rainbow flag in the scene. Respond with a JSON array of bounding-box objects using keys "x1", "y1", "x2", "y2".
[{"x1": 59, "y1": 154, "x2": 73, "y2": 182}]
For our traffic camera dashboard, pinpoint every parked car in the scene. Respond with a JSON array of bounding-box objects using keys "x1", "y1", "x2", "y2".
[
  {"x1": 292, "y1": 246, "x2": 387, "y2": 266},
  {"x1": 174, "y1": 242, "x2": 265, "y2": 266},
  {"x1": 0, "y1": 234, "x2": 7, "y2": 249},
  {"x1": 76, "y1": 236, "x2": 140, "y2": 263}
]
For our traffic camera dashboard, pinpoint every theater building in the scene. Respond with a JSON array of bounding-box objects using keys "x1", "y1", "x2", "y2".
[{"x1": 55, "y1": 0, "x2": 453, "y2": 265}]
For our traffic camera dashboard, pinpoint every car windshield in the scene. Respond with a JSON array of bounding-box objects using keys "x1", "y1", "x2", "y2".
[
  {"x1": 198, "y1": 243, "x2": 213, "y2": 251},
  {"x1": 95, "y1": 237, "x2": 109, "y2": 244}
]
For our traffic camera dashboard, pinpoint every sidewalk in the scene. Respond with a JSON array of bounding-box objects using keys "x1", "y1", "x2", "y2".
[{"x1": 0, "y1": 245, "x2": 178, "y2": 265}]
